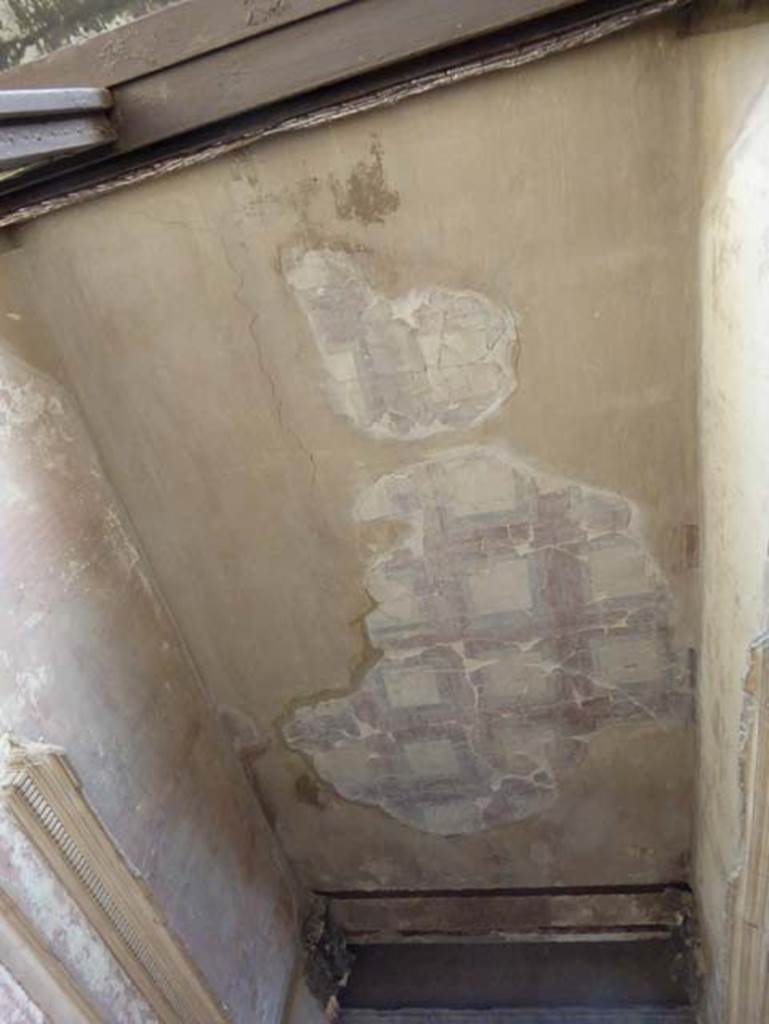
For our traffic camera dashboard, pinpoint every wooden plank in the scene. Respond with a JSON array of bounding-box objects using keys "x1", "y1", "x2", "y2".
[
  {"x1": 110, "y1": 0, "x2": 577, "y2": 152},
  {"x1": 0, "y1": 0, "x2": 690, "y2": 220},
  {"x1": 0, "y1": 0, "x2": 356, "y2": 89},
  {"x1": 328, "y1": 890, "x2": 689, "y2": 943}
]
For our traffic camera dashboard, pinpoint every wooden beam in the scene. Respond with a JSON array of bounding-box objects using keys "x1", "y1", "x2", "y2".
[
  {"x1": 108, "y1": 0, "x2": 579, "y2": 153},
  {"x1": 327, "y1": 889, "x2": 690, "y2": 944},
  {"x1": 0, "y1": 0, "x2": 690, "y2": 221},
  {"x1": 0, "y1": 0, "x2": 356, "y2": 89}
]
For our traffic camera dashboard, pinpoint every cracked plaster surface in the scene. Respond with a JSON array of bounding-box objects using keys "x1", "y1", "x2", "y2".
[
  {"x1": 282, "y1": 248, "x2": 518, "y2": 440},
  {"x1": 284, "y1": 448, "x2": 690, "y2": 835}
]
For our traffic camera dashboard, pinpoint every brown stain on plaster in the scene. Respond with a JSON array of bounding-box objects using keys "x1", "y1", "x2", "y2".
[
  {"x1": 273, "y1": 593, "x2": 383, "y2": 751},
  {"x1": 294, "y1": 771, "x2": 330, "y2": 810},
  {"x1": 216, "y1": 704, "x2": 282, "y2": 826},
  {"x1": 348, "y1": 588, "x2": 383, "y2": 685},
  {"x1": 669, "y1": 523, "x2": 700, "y2": 573},
  {"x1": 330, "y1": 138, "x2": 400, "y2": 225}
]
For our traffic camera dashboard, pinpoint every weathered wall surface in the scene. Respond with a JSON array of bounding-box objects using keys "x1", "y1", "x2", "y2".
[
  {"x1": 0, "y1": 964, "x2": 48, "y2": 1024},
  {"x1": 0, "y1": 0, "x2": 178, "y2": 69},
  {"x1": 285, "y1": 976, "x2": 325, "y2": 1024},
  {"x1": 0, "y1": 264, "x2": 298, "y2": 1021},
  {"x1": 0, "y1": 798, "x2": 159, "y2": 1022},
  {"x1": 284, "y1": 445, "x2": 689, "y2": 836},
  {"x1": 9, "y1": 21, "x2": 697, "y2": 890},
  {"x1": 694, "y1": 23, "x2": 769, "y2": 1023}
]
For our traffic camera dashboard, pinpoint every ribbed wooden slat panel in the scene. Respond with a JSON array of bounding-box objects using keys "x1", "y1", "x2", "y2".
[{"x1": 0, "y1": 735, "x2": 230, "y2": 1024}]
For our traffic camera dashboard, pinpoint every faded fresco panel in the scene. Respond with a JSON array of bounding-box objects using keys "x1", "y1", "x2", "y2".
[
  {"x1": 284, "y1": 448, "x2": 689, "y2": 835},
  {"x1": 283, "y1": 249, "x2": 518, "y2": 440}
]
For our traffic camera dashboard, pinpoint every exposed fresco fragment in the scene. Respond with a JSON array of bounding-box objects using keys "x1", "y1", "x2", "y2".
[
  {"x1": 283, "y1": 448, "x2": 690, "y2": 835},
  {"x1": 282, "y1": 249, "x2": 518, "y2": 439}
]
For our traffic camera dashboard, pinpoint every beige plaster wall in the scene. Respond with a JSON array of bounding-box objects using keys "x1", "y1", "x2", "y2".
[
  {"x1": 0, "y1": 259, "x2": 299, "y2": 1022},
  {"x1": 5, "y1": 20, "x2": 698, "y2": 890},
  {"x1": 285, "y1": 976, "x2": 325, "y2": 1024},
  {"x1": 693, "y1": 20, "x2": 769, "y2": 1023}
]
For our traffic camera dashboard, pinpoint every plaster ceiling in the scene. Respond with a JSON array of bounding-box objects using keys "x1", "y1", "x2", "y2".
[{"x1": 10, "y1": 21, "x2": 697, "y2": 890}]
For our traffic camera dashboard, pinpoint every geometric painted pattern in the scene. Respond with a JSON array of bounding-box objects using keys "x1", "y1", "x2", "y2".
[
  {"x1": 282, "y1": 249, "x2": 519, "y2": 440},
  {"x1": 283, "y1": 448, "x2": 690, "y2": 835}
]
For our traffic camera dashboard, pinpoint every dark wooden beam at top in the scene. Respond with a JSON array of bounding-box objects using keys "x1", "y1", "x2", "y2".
[
  {"x1": 109, "y1": 0, "x2": 583, "y2": 154},
  {"x1": 0, "y1": 0, "x2": 577, "y2": 92},
  {"x1": 0, "y1": 0, "x2": 691, "y2": 222}
]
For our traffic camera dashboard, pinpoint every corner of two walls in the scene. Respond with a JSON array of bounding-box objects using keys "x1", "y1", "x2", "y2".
[
  {"x1": 694, "y1": 19, "x2": 769, "y2": 1023},
  {"x1": 0, "y1": 246, "x2": 302, "y2": 1022}
]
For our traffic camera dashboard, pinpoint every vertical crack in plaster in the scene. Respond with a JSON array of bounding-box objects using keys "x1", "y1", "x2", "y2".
[
  {"x1": 283, "y1": 447, "x2": 690, "y2": 835},
  {"x1": 222, "y1": 236, "x2": 318, "y2": 487},
  {"x1": 282, "y1": 249, "x2": 519, "y2": 439}
]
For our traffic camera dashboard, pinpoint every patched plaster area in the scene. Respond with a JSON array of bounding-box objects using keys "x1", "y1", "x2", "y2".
[
  {"x1": 284, "y1": 448, "x2": 690, "y2": 835},
  {"x1": 282, "y1": 249, "x2": 518, "y2": 439}
]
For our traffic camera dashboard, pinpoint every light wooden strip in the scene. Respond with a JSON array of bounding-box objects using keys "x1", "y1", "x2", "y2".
[
  {"x1": 728, "y1": 637, "x2": 769, "y2": 1022},
  {"x1": 0, "y1": 888, "x2": 101, "y2": 1024},
  {"x1": 0, "y1": 737, "x2": 230, "y2": 1024}
]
